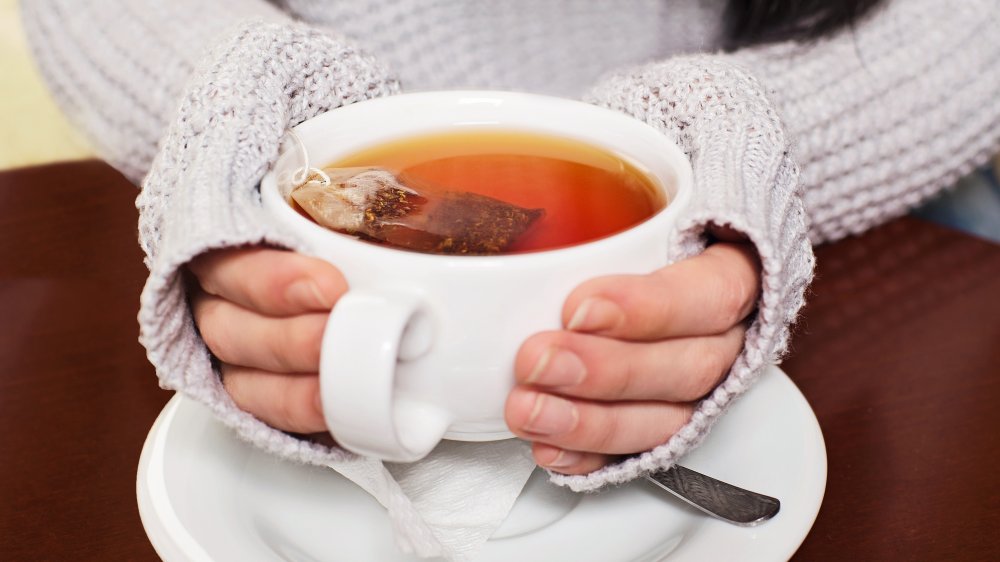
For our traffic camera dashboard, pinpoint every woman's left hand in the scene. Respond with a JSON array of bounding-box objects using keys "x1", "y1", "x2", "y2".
[{"x1": 504, "y1": 233, "x2": 761, "y2": 474}]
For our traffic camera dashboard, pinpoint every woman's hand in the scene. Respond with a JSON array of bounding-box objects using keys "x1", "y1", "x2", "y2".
[
  {"x1": 188, "y1": 247, "x2": 346, "y2": 434},
  {"x1": 189, "y1": 232, "x2": 759, "y2": 471},
  {"x1": 505, "y1": 232, "x2": 761, "y2": 475}
]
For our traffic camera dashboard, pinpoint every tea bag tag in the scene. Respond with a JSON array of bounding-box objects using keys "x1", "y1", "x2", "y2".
[{"x1": 287, "y1": 129, "x2": 331, "y2": 188}]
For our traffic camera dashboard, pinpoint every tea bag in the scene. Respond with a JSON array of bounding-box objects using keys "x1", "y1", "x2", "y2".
[{"x1": 290, "y1": 167, "x2": 543, "y2": 254}]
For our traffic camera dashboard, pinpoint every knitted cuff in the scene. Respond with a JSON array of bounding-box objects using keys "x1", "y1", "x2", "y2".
[
  {"x1": 137, "y1": 19, "x2": 399, "y2": 464},
  {"x1": 552, "y1": 55, "x2": 815, "y2": 491}
]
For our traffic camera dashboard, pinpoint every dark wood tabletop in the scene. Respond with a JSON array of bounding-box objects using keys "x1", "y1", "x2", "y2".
[{"x1": 1, "y1": 161, "x2": 998, "y2": 561}]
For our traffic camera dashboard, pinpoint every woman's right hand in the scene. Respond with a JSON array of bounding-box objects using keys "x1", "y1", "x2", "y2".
[{"x1": 188, "y1": 247, "x2": 347, "y2": 434}]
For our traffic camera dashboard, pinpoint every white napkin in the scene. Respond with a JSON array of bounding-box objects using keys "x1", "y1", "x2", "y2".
[{"x1": 328, "y1": 439, "x2": 537, "y2": 561}]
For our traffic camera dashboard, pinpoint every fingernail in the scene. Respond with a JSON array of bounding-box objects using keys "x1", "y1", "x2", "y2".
[
  {"x1": 544, "y1": 449, "x2": 583, "y2": 470},
  {"x1": 527, "y1": 347, "x2": 586, "y2": 387},
  {"x1": 286, "y1": 280, "x2": 331, "y2": 309},
  {"x1": 524, "y1": 393, "x2": 578, "y2": 435},
  {"x1": 567, "y1": 297, "x2": 624, "y2": 332}
]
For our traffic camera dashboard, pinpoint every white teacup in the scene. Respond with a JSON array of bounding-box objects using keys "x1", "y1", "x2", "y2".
[{"x1": 260, "y1": 91, "x2": 692, "y2": 462}]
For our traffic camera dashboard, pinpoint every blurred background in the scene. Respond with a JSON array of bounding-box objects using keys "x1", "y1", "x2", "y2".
[{"x1": 0, "y1": 0, "x2": 92, "y2": 170}]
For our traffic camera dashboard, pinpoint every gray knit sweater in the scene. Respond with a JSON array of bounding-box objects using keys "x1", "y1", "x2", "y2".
[{"x1": 22, "y1": 0, "x2": 1000, "y2": 494}]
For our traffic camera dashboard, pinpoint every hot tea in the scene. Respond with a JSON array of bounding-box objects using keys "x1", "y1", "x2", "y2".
[
  {"x1": 263, "y1": 91, "x2": 693, "y2": 460},
  {"x1": 292, "y1": 130, "x2": 665, "y2": 254}
]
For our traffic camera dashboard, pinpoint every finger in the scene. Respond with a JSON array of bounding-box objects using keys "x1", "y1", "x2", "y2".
[
  {"x1": 515, "y1": 325, "x2": 745, "y2": 402},
  {"x1": 531, "y1": 442, "x2": 613, "y2": 475},
  {"x1": 192, "y1": 289, "x2": 326, "y2": 373},
  {"x1": 505, "y1": 387, "x2": 693, "y2": 455},
  {"x1": 562, "y1": 242, "x2": 761, "y2": 340},
  {"x1": 221, "y1": 364, "x2": 326, "y2": 434},
  {"x1": 189, "y1": 247, "x2": 347, "y2": 316}
]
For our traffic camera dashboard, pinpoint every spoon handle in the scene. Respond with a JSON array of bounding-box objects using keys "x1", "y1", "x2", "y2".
[{"x1": 644, "y1": 465, "x2": 780, "y2": 527}]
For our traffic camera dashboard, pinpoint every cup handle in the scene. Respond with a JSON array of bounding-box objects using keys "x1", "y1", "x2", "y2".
[{"x1": 319, "y1": 288, "x2": 448, "y2": 462}]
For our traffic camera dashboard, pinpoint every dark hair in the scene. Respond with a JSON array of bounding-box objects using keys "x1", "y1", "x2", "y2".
[{"x1": 723, "y1": 0, "x2": 885, "y2": 49}]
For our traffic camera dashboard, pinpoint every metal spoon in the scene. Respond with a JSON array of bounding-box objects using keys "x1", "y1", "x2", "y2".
[{"x1": 645, "y1": 465, "x2": 781, "y2": 526}]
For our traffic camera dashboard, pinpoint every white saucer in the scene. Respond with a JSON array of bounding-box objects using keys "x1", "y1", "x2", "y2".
[{"x1": 137, "y1": 365, "x2": 826, "y2": 561}]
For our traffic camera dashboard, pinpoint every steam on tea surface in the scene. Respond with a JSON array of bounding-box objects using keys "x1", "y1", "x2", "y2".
[{"x1": 300, "y1": 130, "x2": 665, "y2": 254}]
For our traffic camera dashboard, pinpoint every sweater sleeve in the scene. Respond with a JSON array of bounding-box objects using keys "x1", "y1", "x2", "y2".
[
  {"x1": 20, "y1": 0, "x2": 291, "y2": 182},
  {"x1": 730, "y1": 0, "x2": 1000, "y2": 244},
  {"x1": 23, "y1": 2, "x2": 401, "y2": 464},
  {"x1": 557, "y1": 0, "x2": 999, "y2": 492},
  {"x1": 558, "y1": 56, "x2": 814, "y2": 491},
  {"x1": 136, "y1": 19, "x2": 400, "y2": 465}
]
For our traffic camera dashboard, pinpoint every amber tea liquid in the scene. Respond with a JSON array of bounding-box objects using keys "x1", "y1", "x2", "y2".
[{"x1": 327, "y1": 130, "x2": 666, "y2": 253}]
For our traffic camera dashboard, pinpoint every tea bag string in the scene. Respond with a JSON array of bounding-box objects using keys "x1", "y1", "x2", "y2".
[{"x1": 287, "y1": 129, "x2": 331, "y2": 188}]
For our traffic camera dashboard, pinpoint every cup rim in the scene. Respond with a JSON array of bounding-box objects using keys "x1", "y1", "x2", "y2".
[{"x1": 261, "y1": 90, "x2": 693, "y2": 265}]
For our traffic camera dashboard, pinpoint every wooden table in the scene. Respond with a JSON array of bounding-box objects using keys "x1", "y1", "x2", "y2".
[{"x1": 1, "y1": 161, "x2": 998, "y2": 561}]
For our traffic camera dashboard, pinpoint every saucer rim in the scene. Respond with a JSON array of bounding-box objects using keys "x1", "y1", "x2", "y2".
[{"x1": 137, "y1": 364, "x2": 826, "y2": 561}]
